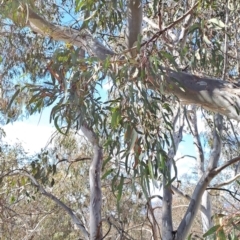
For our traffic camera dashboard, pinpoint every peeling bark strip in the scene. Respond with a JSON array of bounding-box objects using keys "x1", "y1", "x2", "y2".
[{"x1": 164, "y1": 70, "x2": 240, "y2": 121}]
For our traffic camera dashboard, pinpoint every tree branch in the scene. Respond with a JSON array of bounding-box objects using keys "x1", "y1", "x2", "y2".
[
  {"x1": 6, "y1": 170, "x2": 89, "y2": 239},
  {"x1": 213, "y1": 156, "x2": 240, "y2": 175},
  {"x1": 171, "y1": 185, "x2": 208, "y2": 216},
  {"x1": 207, "y1": 187, "x2": 240, "y2": 202},
  {"x1": 125, "y1": 0, "x2": 142, "y2": 57},
  {"x1": 162, "y1": 106, "x2": 184, "y2": 239},
  {"x1": 189, "y1": 106, "x2": 205, "y2": 175},
  {"x1": 176, "y1": 113, "x2": 222, "y2": 240},
  {"x1": 26, "y1": 6, "x2": 114, "y2": 60},
  {"x1": 213, "y1": 173, "x2": 240, "y2": 188},
  {"x1": 142, "y1": 1, "x2": 199, "y2": 47}
]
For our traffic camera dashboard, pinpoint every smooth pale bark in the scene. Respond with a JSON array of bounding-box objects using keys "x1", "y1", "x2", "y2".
[
  {"x1": 162, "y1": 173, "x2": 173, "y2": 240},
  {"x1": 81, "y1": 123, "x2": 103, "y2": 240},
  {"x1": 27, "y1": 6, "x2": 114, "y2": 60},
  {"x1": 162, "y1": 108, "x2": 184, "y2": 239},
  {"x1": 171, "y1": 185, "x2": 208, "y2": 216},
  {"x1": 201, "y1": 191, "x2": 213, "y2": 233},
  {"x1": 176, "y1": 114, "x2": 223, "y2": 240},
  {"x1": 190, "y1": 107, "x2": 213, "y2": 233}
]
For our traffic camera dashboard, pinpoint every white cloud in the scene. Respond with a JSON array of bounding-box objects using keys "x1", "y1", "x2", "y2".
[
  {"x1": 3, "y1": 109, "x2": 55, "y2": 154},
  {"x1": 3, "y1": 121, "x2": 55, "y2": 154},
  {"x1": 103, "y1": 80, "x2": 112, "y2": 91}
]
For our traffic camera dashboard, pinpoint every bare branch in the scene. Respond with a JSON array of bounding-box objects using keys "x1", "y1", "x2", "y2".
[
  {"x1": 176, "y1": 113, "x2": 222, "y2": 240},
  {"x1": 189, "y1": 106, "x2": 205, "y2": 175},
  {"x1": 207, "y1": 187, "x2": 240, "y2": 202},
  {"x1": 26, "y1": 6, "x2": 114, "y2": 60},
  {"x1": 208, "y1": 114, "x2": 223, "y2": 170},
  {"x1": 213, "y1": 156, "x2": 240, "y2": 175},
  {"x1": 213, "y1": 173, "x2": 240, "y2": 188},
  {"x1": 142, "y1": 2, "x2": 199, "y2": 47},
  {"x1": 6, "y1": 170, "x2": 89, "y2": 239},
  {"x1": 171, "y1": 185, "x2": 208, "y2": 216}
]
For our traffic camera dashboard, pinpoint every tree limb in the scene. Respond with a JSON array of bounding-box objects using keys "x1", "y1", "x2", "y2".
[
  {"x1": 26, "y1": 6, "x2": 114, "y2": 60},
  {"x1": 207, "y1": 187, "x2": 240, "y2": 202},
  {"x1": 125, "y1": 0, "x2": 142, "y2": 57},
  {"x1": 6, "y1": 170, "x2": 89, "y2": 240},
  {"x1": 162, "y1": 106, "x2": 184, "y2": 239},
  {"x1": 176, "y1": 113, "x2": 223, "y2": 240},
  {"x1": 213, "y1": 173, "x2": 240, "y2": 188},
  {"x1": 171, "y1": 185, "x2": 208, "y2": 216}
]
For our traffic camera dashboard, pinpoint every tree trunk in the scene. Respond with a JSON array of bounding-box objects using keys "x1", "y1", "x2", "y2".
[
  {"x1": 81, "y1": 124, "x2": 103, "y2": 240},
  {"x1": 201, "y1": 191, "x2": 213, "y2": 233}
]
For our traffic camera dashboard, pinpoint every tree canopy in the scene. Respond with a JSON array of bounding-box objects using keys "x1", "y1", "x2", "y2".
[{"x1": 1, "y1": 0, "x2": 240, "y2": 240}]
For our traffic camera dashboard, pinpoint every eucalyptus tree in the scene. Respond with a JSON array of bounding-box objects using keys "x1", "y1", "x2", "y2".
[{"x1": 1, "y1": 0, "x2": 240, "y2": 240}]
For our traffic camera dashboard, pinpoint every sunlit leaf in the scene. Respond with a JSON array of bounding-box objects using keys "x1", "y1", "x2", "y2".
[{"x1": 208, "y1": 18, "x2": 226, "y2": 28}]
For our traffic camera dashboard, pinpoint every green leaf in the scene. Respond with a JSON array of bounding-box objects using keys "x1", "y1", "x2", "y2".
[
  {"x1": 236, "y1": 180, "x2": 240, "y2": 185},
  {"x1": 50, "y1": 178, "x2": 55, "y2": 187},
  {"x1": 217, "y1": 229, "x2": 226, "y2": 240},
  {"x1": 102, "y1": 169, "x2": 113, "y2": 179},
  {"x1": 129, "y1": 129, "x2": 138, "y2": 152},
  {"x1": 10, "y1": 195, "x2": 16, "y2": 203},
  {"x1": 117, "y1": 174, "x2": 124, "y2": 202},
  {"x1": 6, "y1": 88, "x2": 20, "y2": 112},
  {"x1": 187, "y1": 233, "x2": 193, "y2": 240},
  {"x1": 52, "y1": 164, "x2": 57, "y2": 175},
  {"x1": 116, "y1": 173, "x2": 125, "y2": 213},
  {"x1": 54, "y1": 116, "x2": 66, "y2": 135},
  {"x1": 188, "y1": 23, "x2": 200, "y2": 34},
  {"x1": 111, "y1": 107, "x2": 121, "y2": 129},
  {"x1": 203, "y1": 225, "x2": 221, "y2": 237},
  {"x1": 147, "y1": 160, "x2": 154, "y2": 179},
  {"x1": 208, "y1": 18, "x2": 226, "y2": 28}
]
